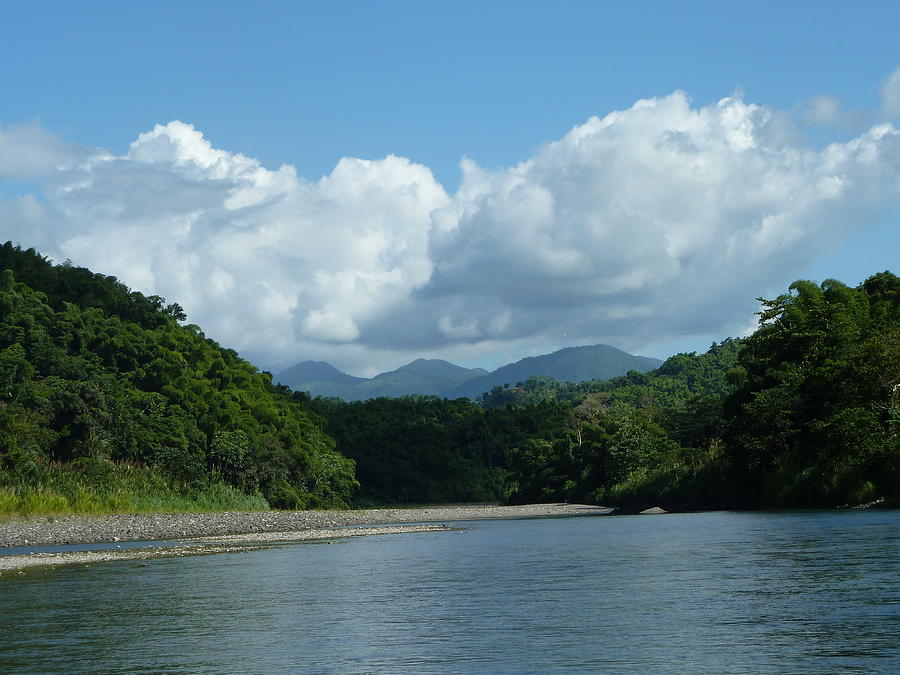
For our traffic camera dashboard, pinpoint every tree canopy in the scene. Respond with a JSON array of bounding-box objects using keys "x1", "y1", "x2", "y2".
[
  {"x1": 0, "y1": 243, "x2": 356, "y2": 512},
  {"x1": 724, "y1": 273, "x2": 899, "y2": 506}
]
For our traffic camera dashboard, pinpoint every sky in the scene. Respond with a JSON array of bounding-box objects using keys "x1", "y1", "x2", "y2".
[{"x1": 1, "y1": 0, "x2": 898, "y2": 376}]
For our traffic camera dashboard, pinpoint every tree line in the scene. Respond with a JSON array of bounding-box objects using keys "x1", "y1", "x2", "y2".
[
  {"x1": 1, "y1": 240, "x2": 896, "y2": 513},
  {"x1": 313, "y1": 275, "x2": 898, "y2": 510}
]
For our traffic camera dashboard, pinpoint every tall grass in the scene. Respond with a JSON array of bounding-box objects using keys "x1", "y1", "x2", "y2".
[{"x1": 0, "y1": 457, "x2": 269, "y2": 518}]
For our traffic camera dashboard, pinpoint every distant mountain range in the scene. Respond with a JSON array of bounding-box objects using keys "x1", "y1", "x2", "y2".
[
  {"x1": 276, "y1": 358, "x2": 487, "y2": 401},
  {"x1": 276, "y1": 345, "x2": 662, "y2": 401}
]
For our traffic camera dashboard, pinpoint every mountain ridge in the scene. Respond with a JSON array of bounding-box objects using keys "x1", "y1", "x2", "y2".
[
  {"x1": 442, "y1": 344, "x2": 662, "y2": 399},
  {"x1": 277, "y1": 360, "x2": 367, "y2": 387},
  {"x1": 276, "y1": 345, "x2": 662, "y2": 401}
]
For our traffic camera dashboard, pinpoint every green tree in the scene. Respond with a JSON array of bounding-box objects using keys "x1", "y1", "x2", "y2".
[{"x1": 725, "y1": 273, "x2": 899, "y2": 506}]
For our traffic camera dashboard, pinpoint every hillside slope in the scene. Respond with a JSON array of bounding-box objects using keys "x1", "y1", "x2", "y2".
[{"x1": 0, "y1": 243, "x2": 357, "y2": 513}]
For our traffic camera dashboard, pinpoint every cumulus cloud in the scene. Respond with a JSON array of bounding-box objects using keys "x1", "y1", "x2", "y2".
[
  {"x1": 422, "y1": 93, "x2": 900, "y2": 354},
  {"x1": 1, "y1": 94, "x2": 899, "y2": 374},
  {"x1": 1, "y1": 121, "x2": 448, "y2": 372}
]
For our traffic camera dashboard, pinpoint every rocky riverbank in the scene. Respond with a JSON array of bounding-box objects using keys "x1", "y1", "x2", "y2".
[
  {"x1": 0, "y1": 504, "x2": 611, "y2": 574},
  {"x1": 0, "y1": 524, "x2": 456, "y2": 574},
  {"x1": 0, "y1": 503, "x2": 612, "y2": 548}
]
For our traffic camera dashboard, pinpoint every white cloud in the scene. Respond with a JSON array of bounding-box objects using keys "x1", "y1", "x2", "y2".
[
  {"x1": 802, "y1": 95, "x2": 843, "y2": 126},
  {"x1": 1, "y1": 92, "x2": 899, "y2": 375},
  {"x1": 0, "y1": 121, "x2": 89, "y2": 180},
  {"x1": 424, "y1": 93, "x2": 899, "y2": 354}
]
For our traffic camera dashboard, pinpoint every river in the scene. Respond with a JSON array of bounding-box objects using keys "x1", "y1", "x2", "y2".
[{"x1": 2, "y1": 510, "x2": 898, "y2": 673}]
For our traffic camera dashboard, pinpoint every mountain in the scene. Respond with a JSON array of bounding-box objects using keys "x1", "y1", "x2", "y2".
[
  {"x1": 277, "y1": 345, "x2": 662, "y2": 401},
  {"x1": 442, "y1": 344, "x2": 663, "y2": 399},
  {"x1": 380, "y1": 358, "x2": 479, "y2": 381},
  {"x1": 278, "y1": 360, "x2": 367, "y2": 387},
  {"x1": 276, "y1": 358, "x2": 487, "y2": 401},
  {"x1": 362, "y1": 359, "x2": 489, "y2": 398}
]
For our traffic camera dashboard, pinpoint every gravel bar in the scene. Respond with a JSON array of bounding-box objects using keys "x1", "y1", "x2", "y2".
[
  {"x1": 0, "y1": 524, "x2": 454, "y2": 574},
  {"x1": 0, "y1": 503, "x2": 611, "y2": 548}
]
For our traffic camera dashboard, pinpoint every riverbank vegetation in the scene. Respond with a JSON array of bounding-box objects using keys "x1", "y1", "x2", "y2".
[{"x1": 1, "y1": 241, "x2": 897, "y2": 515}]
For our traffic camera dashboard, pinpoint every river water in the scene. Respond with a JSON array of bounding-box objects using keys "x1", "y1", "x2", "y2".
[{"x1": 1, "y1": 510, "x2": 898, "y2": 673}]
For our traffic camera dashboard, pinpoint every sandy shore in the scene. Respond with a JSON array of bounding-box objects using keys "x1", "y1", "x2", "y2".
[{"x1": 0, "y1": 503, "x2": 611, "y2": 573}]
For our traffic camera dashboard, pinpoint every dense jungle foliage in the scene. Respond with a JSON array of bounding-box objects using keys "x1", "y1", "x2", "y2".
[
  {"x1": 723, "y1": 272, "x2": 899, "y2": 507},
  {"x1": 314, "y1": 274, "x2": 898, "y2": 510},
  {"x1": 1, "y1": 241, "x2": 896, "y2": 514},
  {"x1": 315, "y1": 341, "x2": 744, "y2": 508},
  {"x1": 0, "y1": 243, "x2": 357, "y2": 514}
]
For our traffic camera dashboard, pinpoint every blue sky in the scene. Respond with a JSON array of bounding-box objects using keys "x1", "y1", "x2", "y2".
[{"x1": 1, "y1": 0, "x2": 898, "y2": 375}]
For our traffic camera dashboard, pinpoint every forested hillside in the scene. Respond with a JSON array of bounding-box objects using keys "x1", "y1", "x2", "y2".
[
  {"x1": 2, "y1": 240, "x2": 896, "y2": 515},
  {"x1": 313, "y1": 274, "x2": 898, "y2": 510},
  {"x1": 0, "y1": 243, "x2": 356, "y2": 514},
  {"x1": 439, "y1": 344, "x2": 662, "y2": 400},
  {"x1": 310, "y1": 395, "x2": 578, "y2": 506},
  {"x1": 311, "y1": 341, "x2": 743, "y2": 508},
  {"x1": 478, "y1": 338, "x2": 740, "y2": 410},
  {"x1": 724, "y1": 273, "x2": 900, "y2": 507}
]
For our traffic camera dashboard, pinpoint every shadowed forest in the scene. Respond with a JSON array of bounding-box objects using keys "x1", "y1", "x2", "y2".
[{"x1": 1, "y1": 242, "x2": 897, "y2": 515}]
